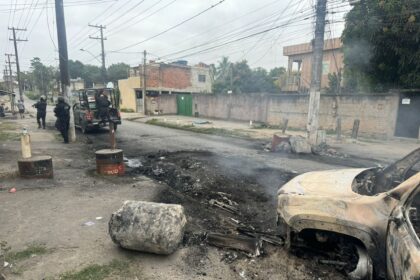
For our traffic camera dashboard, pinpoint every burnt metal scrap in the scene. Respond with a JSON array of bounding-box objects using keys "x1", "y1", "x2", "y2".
[{"x1": 206, "y1": 232, "x2": 262, "y2": 257}]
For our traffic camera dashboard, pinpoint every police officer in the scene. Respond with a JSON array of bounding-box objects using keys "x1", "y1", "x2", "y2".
[
  {"x1": 54, "y1": 96, "x2": 70, "y2": 143},
  {"x1": 33, "y1": 96, "x2": 47, "y2": 129},
  {"x1": 96, "y1": 91, "x2": 111, "y2": 125}
]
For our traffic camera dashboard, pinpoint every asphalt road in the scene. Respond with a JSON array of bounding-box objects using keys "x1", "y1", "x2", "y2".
[{"x1": 88, "y1": 120, "x2": 376, "y2": 174}]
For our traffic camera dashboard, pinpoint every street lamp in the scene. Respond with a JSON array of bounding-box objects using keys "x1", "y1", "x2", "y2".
[{"x1": 80, "y1": 48, "x2": 102, "y2": 64}]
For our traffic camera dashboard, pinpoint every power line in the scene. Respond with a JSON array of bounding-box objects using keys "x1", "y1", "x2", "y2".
[
  {"x1": 111, "y1": 0, "x2": 227, "y2": 52},
  {"x1": 157, "y1": 17, "x2": 315, "y2": 63},
  {"x1": 154, "y1": 10, "x2": 315, "y2": 62},
  {"x1": 106, "y1": 0, "x2": 176, "y2": 38}
]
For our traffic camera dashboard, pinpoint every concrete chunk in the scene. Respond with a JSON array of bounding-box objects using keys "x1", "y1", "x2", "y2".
[
  {"x1": 109, "y1": 201, "x2": 187, "y2": 255},
  {"x1": 289, "y1": 136, "x2": 312, "y2": 154}
]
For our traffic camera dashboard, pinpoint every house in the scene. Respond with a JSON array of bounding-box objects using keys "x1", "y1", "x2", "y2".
[
  {"x1": 118, "y1": 61, "x2": 212, "y2": 113},
  {"x1": 70, "y1": 78, "x2": 85, "y2": 91},
  {"x1": 281, "y1": 38, "x2": 343, "y2": 92}
]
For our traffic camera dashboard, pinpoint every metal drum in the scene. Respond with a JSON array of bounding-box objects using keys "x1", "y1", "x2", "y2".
[
  {"x1": 95, "y1": 149, "x2": 125, "y2": 176},
  {"x1": 18, "y1": 155, "x2": 53, "y2": 178}
]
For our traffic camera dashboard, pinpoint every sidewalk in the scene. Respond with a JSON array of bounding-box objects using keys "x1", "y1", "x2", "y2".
[{"x1": 137, "y1": 115, "x2": 419, "y2": 163}]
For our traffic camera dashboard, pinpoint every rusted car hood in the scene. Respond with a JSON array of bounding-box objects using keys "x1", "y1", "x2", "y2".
[{"x1": 278, "y1": 168, "x2": 370, "y2": 197}]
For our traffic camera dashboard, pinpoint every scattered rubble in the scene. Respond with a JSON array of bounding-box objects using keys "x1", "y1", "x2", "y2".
[
  {"x1": 109, "y1": 200, "x2": 187, "y2": 255},
  {"x1": 206, "y1": 233, "x2": 262, "y2": 257}
]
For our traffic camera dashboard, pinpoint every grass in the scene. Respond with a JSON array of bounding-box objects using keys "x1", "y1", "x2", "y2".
[
  {"x1": 0, "y1": 121, "x2": 20, "y2": 141},
  {"x1": 0, "y1": 131, "x2": 20, "y2": 141},
  {"x1": 146, "y1": 118, "x2": 249, "y2": 139},
  {"x1": 120, "y1": 108, "x2": 135, "y2": 113},
  {"x1": 59, "y1": 260, "x2": 130, "y2": 280},
  {"x1": 6, "y1": 244, "x2": 49, "y2": 263}
]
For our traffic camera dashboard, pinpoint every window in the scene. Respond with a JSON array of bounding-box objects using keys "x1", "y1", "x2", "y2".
[
  {"x1": 135, "y1": 90, "x2": 143, "y2": 99},
  {"x1": 198, "y1": 74, "x2": 206, "y2": 83}
]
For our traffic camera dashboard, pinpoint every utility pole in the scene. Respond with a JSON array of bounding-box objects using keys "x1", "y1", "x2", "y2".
[
  {"x1": 8, "y1": 27, "x2": 27, "y2": 102},
  {"x1": 5, "y1": 53, "x2": 16, "y2": 113},
  {"x1": 5, "y1": 54, "x2": 15, "y2": 92},
  {"x1": 307, "y1": 0, "x2": 327, "y2": 145},
  {"x1": 89, "y1": 24, "x2": 107, "y2": 85},
  {"x1": 54, "y1": 0, "x2": 76, "y2": 142},
  {"x1": 142, "y1": 50, "x2": 147, "y2": 114}
]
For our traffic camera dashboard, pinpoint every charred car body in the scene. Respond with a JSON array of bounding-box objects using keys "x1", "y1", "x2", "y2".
[
  {"x1": 277, "y1": 148, "x2": 420, "y2": 279},
  {"x1": 73, "y1": 88, "x2": 121, "y2": 133}
]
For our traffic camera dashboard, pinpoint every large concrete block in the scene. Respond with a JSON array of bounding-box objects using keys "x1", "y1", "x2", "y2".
[
  {"x1": 289, "y1": 136, "x2": 312, "y2": 154},
  {"x1": 109, "y1": 201, "x2": 187, "y2": 255}
]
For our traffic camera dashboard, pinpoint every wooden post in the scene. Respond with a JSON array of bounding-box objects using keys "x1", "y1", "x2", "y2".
[
  {"x1": 351, "y1": 119, "x2": 360, "y2": 139},
  {"x1": 109, "y1": 122, "x2": 116, "y2": 150},
  {"x1": 20, "y1": 129, "x2": 31, "y2": 158},
  {"x1": 282, "y1": 118, "x2": 289, "y2": 134},
  {"x1": 336, "y1": 117, "x2": 342, "y2": 140}
]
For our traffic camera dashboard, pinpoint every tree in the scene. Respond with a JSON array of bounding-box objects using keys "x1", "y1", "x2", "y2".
[
  {"x1": 342, "y1": 0, "x2": 420, "y2": 91},
  {"x1": 30, "y1": 57, "x2": 54, "y2": 98},
  {"x1": 107, "y1": 63, "x2": 130, "y2": 84},
  {"x1": 212, "y1": 57, "x2": 279, "y2": 94},
  {"x1": 68, "y1": 60, "x2": 85, "y2": 79}
]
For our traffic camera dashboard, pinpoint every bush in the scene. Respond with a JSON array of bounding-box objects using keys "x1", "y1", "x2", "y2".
[
  {"x1": 25, "y1": 91, "x2": 41, "y2": 100},
  {"x1": 120, "y1": 108, "x2": 135, "y2": 113}
]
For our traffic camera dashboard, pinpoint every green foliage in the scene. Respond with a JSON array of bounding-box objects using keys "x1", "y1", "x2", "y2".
[
  {"x1": 59, "y1": 260, "x2": 129, "y2": 280},
  {"x1": 120, "y1": 108, "x2": 134, "y2": 113},
  {"x1": 6, "y1": 244, "x2": 48, "y2": 262},
  {"x1": 325, "y1": 72, "x2": 342, "y2": 94},
  {"x1": 25, "y1": 90, "x2": 41, "y2": 100},
  {"x1": 68, "y1": 60, "x2": 130, "y2": 87},
  {"x1": 29, "y1": 57, "x2": 55, "y2": 98},
  {"x1": 107, "y1": 63, "x2": 130, "y2": 83},
  {"x1": 212, "y1": 56, "x2": 281, "y2": 94},
  {"x1": 342, "y1": 0, "x2": 420, "y2": 91}
]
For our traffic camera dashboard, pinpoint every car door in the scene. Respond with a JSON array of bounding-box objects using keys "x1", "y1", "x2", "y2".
[{"x1": 386, "y1": 176, "x2": 420, "y2": 280}]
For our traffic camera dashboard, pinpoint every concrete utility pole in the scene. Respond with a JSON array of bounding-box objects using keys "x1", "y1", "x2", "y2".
[
  {"x1": 143, "y1": 50, "x2": 147, "y2": 114},
  {"x1": 89, "y1": 24, "x2": 107, "y2": 85},
  {"x1": 54, "y1": 0, "x2": 76, "y2": 142},
  {"x1": 5, "y1": 53, "x2": 16, "y2": 113},
  {"x1": 8, "y1": 27, "x2": 27, "y2": 102},
  {"x1": 307, "y1": 0, "x2": 327, "y2": 145},
  {"x1": 5, "y1": 54, "x2": 14, "y2": 92}
]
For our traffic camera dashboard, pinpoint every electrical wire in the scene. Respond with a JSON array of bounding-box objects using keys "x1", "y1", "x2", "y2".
[{"x1": 111, "y1": 0, "x2": 227, "y2": 52}]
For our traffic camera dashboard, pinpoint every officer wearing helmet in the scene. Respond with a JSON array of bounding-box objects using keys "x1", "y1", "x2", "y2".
[
  {"x1": 54, "y1": 96, "x2": 70, "y2": 143},
  {"x1": 33, "y1": 96, "x2": 47, "y2": 129}
]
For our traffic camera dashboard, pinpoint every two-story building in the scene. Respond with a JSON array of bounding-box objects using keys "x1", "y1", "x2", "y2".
[
  {"x1": 118, "y1": 61, "x2": 212, "y2": 113},
  {"x1": 281, "y1": 38, "x2": 343, "y2": 92}
]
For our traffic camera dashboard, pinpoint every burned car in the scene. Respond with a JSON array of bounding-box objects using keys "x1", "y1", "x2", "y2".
[{"x1": 277, "y1": 148, "x2": 420, "y2": 279}]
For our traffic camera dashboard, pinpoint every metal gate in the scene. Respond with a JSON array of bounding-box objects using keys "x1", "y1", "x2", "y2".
[
  {"x1": 395, "y1": 92, "x2": 420, "y2": 138},
  {"x1": 176, "y1": 94, "x2": 192, "y2": 116}
]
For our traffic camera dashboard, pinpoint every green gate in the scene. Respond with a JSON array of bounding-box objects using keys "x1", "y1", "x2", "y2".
[{"x1": 176, "y1": 94, "x2": 193, "y2": 116}]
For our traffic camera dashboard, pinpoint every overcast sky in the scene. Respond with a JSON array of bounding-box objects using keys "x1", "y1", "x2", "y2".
[{"x1": 0, "y1": 0, "x2": 350, "y2": 73}]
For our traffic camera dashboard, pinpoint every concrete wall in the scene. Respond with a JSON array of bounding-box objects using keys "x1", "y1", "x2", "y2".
[
  {"x1": 148, "y1": 93, "x2": 400, "y2": 138},
  {"x1": 268, "y1": 94, "x2": 399, "y2": 138},
  {"x1": 146, "y1": 95, "x2": 177, "y2": 115},
  {"x1": 118, "y1": 76, "x2": 140, "y2": 112}
]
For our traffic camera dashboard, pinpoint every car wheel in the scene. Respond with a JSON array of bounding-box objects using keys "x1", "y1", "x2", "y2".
[{"x1": 348, "y1": 245, "x2": 373, "y2": 280}]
